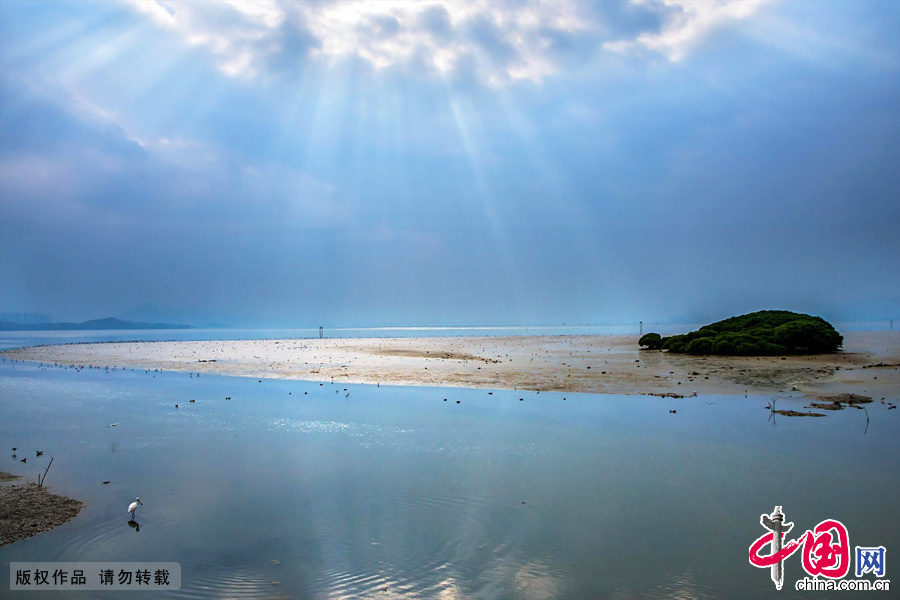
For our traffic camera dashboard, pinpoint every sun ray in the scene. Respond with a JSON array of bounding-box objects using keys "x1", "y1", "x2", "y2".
[{"x1": 444, "y1": 89, "x2": 527, "y2": 319}]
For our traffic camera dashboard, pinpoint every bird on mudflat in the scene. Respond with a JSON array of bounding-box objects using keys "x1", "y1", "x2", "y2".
[{"x1": 128, "y1": 497, "x2": 143, "y2": 519}]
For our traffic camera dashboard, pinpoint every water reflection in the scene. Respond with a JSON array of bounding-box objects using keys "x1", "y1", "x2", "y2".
[
  {"x1": 0, "y1": 362, "x2": 897, "y2": 600},
  {"x1": 513, "y1": 559, "x2": 562, "y2": 600}
]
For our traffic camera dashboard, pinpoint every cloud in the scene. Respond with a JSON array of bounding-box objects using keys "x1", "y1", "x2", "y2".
[
  {"x1": 605, "y1": 0, "x2": 768, "y2": 61},
  {"x1": 0, "y1": 77, "x2": 143, "y2": 161},
  {"x1": 0, "y1": 78, "x2": 341, "y2": 230},
  {"x1": 123, "y1": 0, "x2": 767, "y2": 85}
]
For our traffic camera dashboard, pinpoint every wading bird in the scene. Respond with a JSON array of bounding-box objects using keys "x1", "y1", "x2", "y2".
[{"x1": 128, "y1": 497, "x2": 143, "y2": 520}]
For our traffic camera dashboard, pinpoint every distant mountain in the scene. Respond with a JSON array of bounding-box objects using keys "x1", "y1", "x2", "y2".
[
  {"x1": 118, "y1": 303, "x2": 225, "y2": 328},
  {"x1": 0, "y1": 317, "x2": 191, "y2": 331}
]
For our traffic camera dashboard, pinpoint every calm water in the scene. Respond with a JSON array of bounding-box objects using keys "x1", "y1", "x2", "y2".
[{"x1": 1, "y1": 355, "x2": 897, "y2": 599}]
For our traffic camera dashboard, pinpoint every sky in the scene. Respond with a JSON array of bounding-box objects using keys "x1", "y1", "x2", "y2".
[{"x1": 1, "y1": 0, "x2": 898, "y2": 328}]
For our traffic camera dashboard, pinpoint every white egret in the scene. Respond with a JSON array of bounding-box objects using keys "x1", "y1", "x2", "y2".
[{"x1": 128, "y1": 497, "x2": 143, "y2": 519}]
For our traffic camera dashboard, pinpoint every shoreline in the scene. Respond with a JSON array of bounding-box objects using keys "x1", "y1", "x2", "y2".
[
  {"x1": 3, "y1": 331, "x2": 898, "y2": 399},
  {"x1": 0, "y1": 473, "x2": 84, "y2": 547}
]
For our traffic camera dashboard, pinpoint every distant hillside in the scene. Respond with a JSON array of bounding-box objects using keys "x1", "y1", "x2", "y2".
[
  {"x1": 0, "y1": 317, "x2": 191, "y2": 331},
  {"x1": 118, "y1": 303, "x2": 218, "y2": 327}
]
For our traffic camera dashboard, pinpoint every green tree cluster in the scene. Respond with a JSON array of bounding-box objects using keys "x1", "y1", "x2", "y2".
[
  {"x1": 641, "y1": 310, "x2": 842, "y2": 356},
  {"x1": 638, "y1": 332, "x2": 663, "y2": 349}
]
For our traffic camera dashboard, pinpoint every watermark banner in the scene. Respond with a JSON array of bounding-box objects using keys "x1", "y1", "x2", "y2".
[
  {"x1": 749, "y1": 506, "x2": 890, "y2": 592},
  {"x1": 11, "y1": 562, "x2": 181, "y2": 590}
]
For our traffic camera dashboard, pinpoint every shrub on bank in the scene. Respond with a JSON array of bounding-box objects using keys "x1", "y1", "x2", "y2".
[
  {"x1": 638, "y1": 332, "x2": 663, "y2": 349},
  {"x1": 642, "y1": 310, "x2": 842, "y2": 356}
]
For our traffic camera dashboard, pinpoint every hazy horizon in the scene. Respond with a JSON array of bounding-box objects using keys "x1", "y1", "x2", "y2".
[
  {"x1": 1, "y1": 305, "x2": 896, "y2": 333},
  {"x1": 2, "y1": 1, "x2": 899, "y2": 328}
]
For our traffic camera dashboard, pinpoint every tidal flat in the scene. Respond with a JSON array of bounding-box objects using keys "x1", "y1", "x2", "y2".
[
  {"x1": 1, "y1": 343, "x2": 897, "y2": 598},
  {"x1": 5, "y1": 331, "x2": 898, "y2": 399}
]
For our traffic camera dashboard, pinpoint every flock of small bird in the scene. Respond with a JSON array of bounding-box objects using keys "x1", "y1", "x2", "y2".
[{"x1": 9, "y1": 447, "x2": 43, "y2": 463}]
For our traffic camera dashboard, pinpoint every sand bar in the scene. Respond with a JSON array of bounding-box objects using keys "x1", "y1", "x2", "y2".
[
  {"x1": 4, "y1": 331, "x2": 898, "y2": 398},
  {"x1": 0, "y1": 473, "x2": 84, "y2": 546}
]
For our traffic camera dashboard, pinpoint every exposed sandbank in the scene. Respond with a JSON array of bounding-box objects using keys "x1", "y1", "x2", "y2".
[
  {"x1": 0, "y1": 472, "x2": 84, "y2": 546},
  {"x1": 4, "y1": 331, "x2": 898, "y2": 399}
]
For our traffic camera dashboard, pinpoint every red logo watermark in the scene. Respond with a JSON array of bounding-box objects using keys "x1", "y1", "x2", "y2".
[{"x1": 749, "y1": 506, "x2": 888, "y2": 591}]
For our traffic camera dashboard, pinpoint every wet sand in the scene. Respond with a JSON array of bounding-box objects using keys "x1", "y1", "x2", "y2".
[
  {"x1": 0, "y1": 473, "x2": 84, "y2": 546},
  {"x1": 4, "y1": 331, "x2": 898, "y2": 399}
]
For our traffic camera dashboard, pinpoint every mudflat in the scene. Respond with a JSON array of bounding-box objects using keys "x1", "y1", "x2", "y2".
[
  {"x1": 0, "y1": 472, "x2": 84, "y2": 546},
  {"x1": 4, "y1": 331, "x2": 898, "y2": 398}
]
